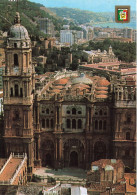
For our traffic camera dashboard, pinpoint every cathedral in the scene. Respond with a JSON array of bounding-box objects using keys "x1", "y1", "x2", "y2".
[{"x1": 2, "y1": 13, "x2": 136, "y2": 178}]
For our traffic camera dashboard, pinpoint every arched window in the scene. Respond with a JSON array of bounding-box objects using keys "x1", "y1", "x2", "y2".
[
  {"x1": 20, "y1": 88, "x2": 23, "y2": 97},
  {"x1": 104, "y1": 111, "x2": 107, "y2": 115},
  {"x1": 78, "y1": 110, "x2": 82, "y2": 114},
  {"x1": 99, "y1": 120, "x2": 102, "y2": 130},
  {"x1": 42, "y1": 119, "x2": 45, "y2": 128},
  {"x1": 127, "y1": 115, "x2": 131, "y2": 123},
  {"x1": 10, "y1": 88, "x2": 13, "y2": 97},
  {"x1": 119, "y1": 92, "x2": 121, "y2": 100},
  {"x1": 126, "y1": 132, "x2": 130, "y2": 140},
  {"x1": 72, "y1": 108, "x2": 76, "y2": 115},
  {"x1": 72, "y1": 119, "x2": 76, "y2": 129},
  {"x1": 67, "y1": 119, "x2": 71, "y2": 128},
  {"x1": 14, "y1": 43, "x2": 17, "y2": 48},
  {"x1": 46, "y1": 119, "x2": 49, "y2": 128},
  {"x1": 128, "y1": 94, "x2": 131, "y2": 100},
  {"x1": 67, "y1": 110, "x2": 70, "y2": 114},
  {"x1": 99, "y1": 109, "x2": 103, "y2": 115},
  {"x1": 103, "y1": 120, "x2": 107, "y2": 130},
  {"x1": 51, "y1": 119, "x2": 54, "y2": 128},
  {"x1": 15, "y1": 84, "x2": 18, "y2": 97},
  {"x1": 95, "y1": 120, "x2": 98, "y2": 130},
  {"x1": 46, "y1": 108, "x2": 49, "y2": 114},
  {"x1": 78, "y1": 119, "x2": 82, "y2": 129},
  {"x1": 14, "y1": 54, "x2": 19, "y2": 66}
]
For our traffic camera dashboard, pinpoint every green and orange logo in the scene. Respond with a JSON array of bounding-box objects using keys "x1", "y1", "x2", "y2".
[{"x1": 115, "y1": 6, "x2": 130, "y2": 23}]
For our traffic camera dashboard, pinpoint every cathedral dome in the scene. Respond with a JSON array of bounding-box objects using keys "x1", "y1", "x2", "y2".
[
  {"x1": 8, "y1": 12, "x2": 30, "y2": 40},
  {"x1": 97, "y1": 79, "x2": 110, "y2": 87},
  {"x1": 8, "y1": 25, "x2": 30, "y2": 40},
  {"x1": 72, "y1": 73, "x2": 93, "y2": 85}
]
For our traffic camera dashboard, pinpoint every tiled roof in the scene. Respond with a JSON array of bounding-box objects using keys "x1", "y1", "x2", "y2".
[
  {"x1": 96, "y1": 94, "x2": 108, "y2": 99},
  {"x1": 53, "y1": 85, "x2": 64, "y2": 89},
  {"x1": 91, "y1": 159, "x2": 124, "y2": 169},
  {"x1": 50, "y1": 89, "x2": 60, "y2": 93},
  {"x1": 125, "y1": 77, "x2": 134, "y2": 81},
  {"x1": 72, "y1": 84, "x2": 90, "y2": 89},
  {"x1": 97, "y1": 79, "x2": 110, "y2": 86},
  {"x1": 96, "y1": 87, "x2": 108, "y2": 91},
  {"x1": 96, "y1": 91, "x2": 108, "y2": 95},
  {"x1": 54, "y1": 78, "x2": 69, "y2": 85}
]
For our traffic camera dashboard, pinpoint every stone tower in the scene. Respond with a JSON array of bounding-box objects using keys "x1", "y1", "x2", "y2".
[
  {"x1": 3, "y1": 12, "x2": 35, "y2": 178},
  {"x1": 108, "y1": 45, "x2": 113, "y2": 55}
]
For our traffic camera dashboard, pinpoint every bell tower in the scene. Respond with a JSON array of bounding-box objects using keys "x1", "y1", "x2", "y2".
[{"x1": 3, "y1": 12, "x2": 35, "y2": 178}]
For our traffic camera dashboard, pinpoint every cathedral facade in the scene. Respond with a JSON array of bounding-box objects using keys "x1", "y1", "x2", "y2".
[{"x1": 2, "y1": 13, "x2": 136, "y2": 177}]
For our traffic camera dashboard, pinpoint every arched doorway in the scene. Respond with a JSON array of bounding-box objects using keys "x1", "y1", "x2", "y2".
[
  {"x1": 41, "y1": 140, "x2": 54, "y2": 167},
  {"x1": 45, "y1": 153, "x2": 52, "y2": 167},
  {"x1": 64, "y1": 139, "x2": 84, "y2": 168},
  {"x1": 69, "y1": 151, "x2": 78, "y2": 167}
]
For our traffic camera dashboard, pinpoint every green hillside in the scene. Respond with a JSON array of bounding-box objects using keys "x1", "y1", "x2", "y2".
[
  {"x1": 49, "y1": 7, "x2": 114, "y2": 24},
  {"x1": 0, "y1": 0, "x2": 65, "y2": 38}
]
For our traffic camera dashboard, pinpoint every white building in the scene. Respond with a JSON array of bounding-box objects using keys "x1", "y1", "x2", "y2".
[
  {"x1": 60, "y1": 30, "x2": 74, "y2": 46},
  {"x1": 60, "y1": 30, "x2": 83, "y2": 46}
]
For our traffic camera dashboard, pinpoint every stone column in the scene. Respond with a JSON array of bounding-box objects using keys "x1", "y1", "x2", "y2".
[
  {"x1": 59, "y1": 138, "x2": 62, "y2": 161},
  {"x1": 55, "y1": 106, "x2": 58, "y2": 131},
  {"x1": 23, "y1": 112, "x2": 26, "y2": 129},
  {"x1": 90, "y1": 106, "x2": 94, "y2": 132},
  {"x1": 86, "y1": 107, "x2": 89, "y2": 131},
  {"x1": 59, "y1": 106, "x2": 62, "y2": 131},
  {"x1": 117, "y1": 90, "x2": 119, "y2": 100},
  {"x1": 121, "y1": 87, "x2": 124, "y2": 100},
  {"x1": 37, "y1": 103, "x2": 40, "y2": 130},
  {"x1": 37, "y1": 136, "x2": 41, "y2": 161},
  {"x1": 55, "y1": 139, "x2": 58, "y2": 168},
  {"x1": 7, "y1": 80, "x2": 10, "y2": 98}
]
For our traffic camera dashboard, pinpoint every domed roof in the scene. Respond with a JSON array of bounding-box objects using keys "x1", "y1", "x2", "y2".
[
  {"x1": 8, "y1": 25, "x2": 30, "y2": 40},
  {"x1": 96, "y1": 90, "x2": 108, "y2": 95},
  {"x1": 54, "y1": 78, "x2": 68, "y2": 85},
  {"x1": 96, "y1": 94, "x2": 108, "y2": 99},
  {"x1": 8, "y1": 12, "x2": 30, "y2": 40},
  {"x1": 97, "y1": 79, "x2": 110, "y2": 87},
  {"x1": 96, "y1": 86, "x2": 108, "y2": 91},
  {"x1": 72, "y1": 74, "x2": 93, "y2": 85},
  {"x1": 72, "y1": 83, "x2": 90, "y2": 89}
]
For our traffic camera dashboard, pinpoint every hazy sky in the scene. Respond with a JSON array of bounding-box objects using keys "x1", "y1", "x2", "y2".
[{"x1": 29, "y1": 0, "x2": 136, "y2": 12}]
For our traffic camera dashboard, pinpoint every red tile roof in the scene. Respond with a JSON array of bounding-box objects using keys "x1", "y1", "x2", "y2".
[
  {"x1": 54, "y1": 78, "x2": 69, "y2": 85},
  {"x1": 91, "y1": 159, "x2": 124, "y2": 169},
  {"x1": 96, "y1": 94, "x2": 108, "y2": 99},
  {"x1": 96, "y1": 87, "x2": 108, "y2": 91},
  {"x1": 96, "y1": 91, "x2": 108, "y2": 95},
  {"x1": 98, "y1": 79, "x2": 110, "y2": 86}
]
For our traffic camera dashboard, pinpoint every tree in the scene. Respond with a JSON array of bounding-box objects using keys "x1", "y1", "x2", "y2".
[{"x1": 35, "y1": 63, "x2": 44, "y2": 75}]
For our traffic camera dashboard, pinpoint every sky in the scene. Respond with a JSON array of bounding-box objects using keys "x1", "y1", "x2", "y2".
[{"x1": 29, "y1": 0, "x2": 136, "y2": 12}]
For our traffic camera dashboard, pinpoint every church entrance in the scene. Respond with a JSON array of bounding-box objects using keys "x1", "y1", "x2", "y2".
[
  {"x1": 69, "y1": 151, "x2": 78, "y2": 167},
  {"x1": 45, "y1": 153, "x2": 52, "y2": 167}
]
